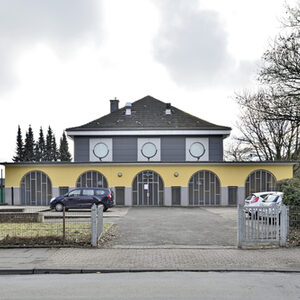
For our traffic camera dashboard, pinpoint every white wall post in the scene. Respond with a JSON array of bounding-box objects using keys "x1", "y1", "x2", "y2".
[
  {"x1": 97, "y1": 204, "x2": 103, "y2": 239},
  {"x1": 91, "y1": 204, "x2": 97, "y2": 247},
  {"x1": 237, "y1": 205, "x2": 244, "y2": 248},
  {"x1": 280, "y1": 205, "x2": 288, "y2": 247}
]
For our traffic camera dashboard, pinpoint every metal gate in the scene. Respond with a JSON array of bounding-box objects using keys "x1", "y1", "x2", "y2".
[
  {"x1": 245, "y1": 169, "x2": 277, "y2": 197},
  {"x1": 188, "y1": 170, "x2": 221, "y2": 205},
  {"x1": 20, "y1": 171, "x2": 52, "y2": 205},
  {"x1": 237, "y1": 205, "x2": 288, "y2": 248},
  {"x1": 132, "y1": 170, "x2": 164, "y2": 206}
]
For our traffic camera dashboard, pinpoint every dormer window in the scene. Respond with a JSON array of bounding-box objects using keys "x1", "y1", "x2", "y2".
[
  {"x1": 125, "y1": 102, "x2": 132, "y2": 115},
  {"x1": 165, "y1": 103, "x2": 171, "y2": 115}
]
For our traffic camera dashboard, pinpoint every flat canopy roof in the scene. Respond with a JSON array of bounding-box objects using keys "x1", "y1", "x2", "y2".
[{"x1": 1, "y1": 161, "x2": 297, "y2": 167}]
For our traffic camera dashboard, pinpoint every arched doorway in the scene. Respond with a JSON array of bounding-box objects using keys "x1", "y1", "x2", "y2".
[
  {"x1": 76, "y1": 170, "x2": 108, "y2": 188},
  {"x1": 20, "y1": 171, "x2": 52, "y2": 205},
  {"x1": 132, "y1": 170, "x2": 164, "y2": 206},
  {"x1": 188, "y1": 170, "x2": 221, "y2": 205},
  {"x1": 245, "y1": 169, "x2": 277, "y2": 197}
]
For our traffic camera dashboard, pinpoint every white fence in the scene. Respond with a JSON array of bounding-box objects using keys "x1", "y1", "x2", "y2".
[{"x1": 237, "y1": 205, "x2": 288, "y2": 248}]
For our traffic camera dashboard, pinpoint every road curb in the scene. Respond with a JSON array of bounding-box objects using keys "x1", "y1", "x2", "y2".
[{"x1": 0, "y1": 268, "x2": 300, "y2": 275}]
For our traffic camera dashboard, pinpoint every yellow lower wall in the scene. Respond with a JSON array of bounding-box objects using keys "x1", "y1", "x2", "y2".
[{"x1": 4, "y1": 164, "x2": 294, "y2": 187}]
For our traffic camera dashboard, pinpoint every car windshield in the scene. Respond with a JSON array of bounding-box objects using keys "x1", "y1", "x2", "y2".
[{"x1": 264, "y1": 195, "x2": 279, "y2": 203}]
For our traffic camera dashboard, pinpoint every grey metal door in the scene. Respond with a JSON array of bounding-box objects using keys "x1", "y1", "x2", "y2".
[
  {"x1": 172, "y1": 186, "x2": 181, "y2": 205},
  {"x1": 228, "y1": 186, "x2": 238, "y2": 205},
  {"x1": 115, "y1": 187, "x2": 125, "y2": 205},
  {"x1": 132, "y1": 170, "x2": 164, "y2": 206}
]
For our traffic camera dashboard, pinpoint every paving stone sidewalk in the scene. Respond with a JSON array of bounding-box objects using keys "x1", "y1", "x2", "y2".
[{"x1": 0, "y1": 247, "x2": 299, "y2": 272}]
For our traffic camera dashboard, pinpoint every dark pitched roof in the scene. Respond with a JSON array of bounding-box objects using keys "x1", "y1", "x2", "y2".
[{"x1": 66, "y1": 95, "x2": 231, "y2": 132}]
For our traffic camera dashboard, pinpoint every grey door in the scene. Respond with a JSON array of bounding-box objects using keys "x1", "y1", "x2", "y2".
[
  {"x1": 172, "y1": 186, "x2": 181, "y2": 205},
  {"x1": 132, "y1": 170, "x2": 164, "y2": 206},
  {"x1": 228, "y1": 186, "x2": 237, "y2": 205},
  {"x1": 115, "y1": 187, "x2": 125, "y2": 205}
]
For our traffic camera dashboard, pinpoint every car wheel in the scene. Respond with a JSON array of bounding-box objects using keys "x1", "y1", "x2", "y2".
[
  {"x1": 103, "y1": 205, "x2": 108, "y2": 212},
  {"x1": 55, "y1": 202, "x2": 64, "y2": 212}
]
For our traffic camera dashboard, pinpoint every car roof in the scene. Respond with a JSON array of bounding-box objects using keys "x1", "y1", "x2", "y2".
[
  {"x1": 73, "y1": 187, "x2": 109, "y2": 190},
  {"x1": 265, "y1": 192, "x2": 283, "y2": 197},
  {"x1": 253, "y1": 191, "x2": 279, "y2": 196}
]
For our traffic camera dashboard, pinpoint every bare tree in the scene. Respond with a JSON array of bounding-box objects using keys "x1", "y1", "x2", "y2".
[
  {"x1": 259, "y1": 3, "x2": 300, "y2": 122},
  {"x1": 224, "y1": 140, "x2": 254, "y2": 161},
  {"x1": 235, "y1": 90, "x2": 300, "y2": 161}
]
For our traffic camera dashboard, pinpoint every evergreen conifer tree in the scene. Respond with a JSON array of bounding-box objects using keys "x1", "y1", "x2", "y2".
[
  {"x1": 59, "y1": 132, "x2": 72, "y2": 161},
  {"x1": 35, "y1": 127, "x2": 46, "y2": 162},
  {"x1": 23, "y1": 125, "x2": 35, "y2": 161},
  {"x1": 51, "y1": 135, "x2": 59, "y2": 161},
  {"x1": 12, "y1": 125, "x2": 24, "y2": 162},
  {"x1": 45, "y1": 126, "x2": 53, "y2": 161}
]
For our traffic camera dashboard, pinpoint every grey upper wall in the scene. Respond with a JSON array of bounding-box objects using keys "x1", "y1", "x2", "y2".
[
  {"x1": 209, "y1": 136, "x2": 223, "y2": 161},
  {"x1": 74, "y1": 137, "x2": 89, "y2": 162},
  {"x1": 161, "y1": 136, "x2": 185, "y2": 162},
  {"x1": 74, "y1": 135, "x2": 223, "y2": 162},
  {"x1": 113, "y1": 137, "x2": 137, "y2": 162}
]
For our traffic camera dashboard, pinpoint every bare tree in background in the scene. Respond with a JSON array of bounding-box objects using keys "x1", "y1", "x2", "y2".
[
  {"x1": 259, "y1": 3, "x2": 300, "y2": 123},
  {"x1": 224, "y1": 140, "x2": 254, "y2": 161},
  {"x1": 235, "y1": 90, "x2": 300, "y2": 161}
]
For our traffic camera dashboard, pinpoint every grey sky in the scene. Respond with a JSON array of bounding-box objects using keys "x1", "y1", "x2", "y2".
[
  {"x1": 154, "y1": 0, "x2": 256, "y2": 87},
  {"x1": 0, "y1": 0, "x2": 100, "y2": 92}
]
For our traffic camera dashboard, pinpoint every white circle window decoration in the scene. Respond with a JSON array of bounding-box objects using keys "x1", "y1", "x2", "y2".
[
  {"x1": 189, "y1": 142, "x2": 205, "y2": 160},
  {"x1": 93, "y1": 142, "x2": 109, "y2": 161},
  {"x1": 141, "y1": 142, "x2": 157, "y2": 160}
]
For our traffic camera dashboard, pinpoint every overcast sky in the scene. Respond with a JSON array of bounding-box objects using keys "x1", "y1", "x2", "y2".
[{"x1": 0, "y1": 0, "x2": 297, "y2": 165}]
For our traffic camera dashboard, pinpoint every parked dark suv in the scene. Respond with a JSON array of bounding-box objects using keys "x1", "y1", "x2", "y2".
[{"x1": 49, "y1": 187, "x2": 114, "y2": 212}]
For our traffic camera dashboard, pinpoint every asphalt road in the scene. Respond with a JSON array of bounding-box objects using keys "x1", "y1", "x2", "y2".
[
  {"x1": 108, "y1": 207, "x2": 237, "y2": 247},
  {"x1": 1, "y1": 272, "x2": 299, "y2": 300}
]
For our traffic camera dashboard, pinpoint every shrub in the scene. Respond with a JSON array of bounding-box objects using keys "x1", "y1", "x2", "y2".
[{"x1": 277, "y1": 178, "x2": 300, "y2": 206}]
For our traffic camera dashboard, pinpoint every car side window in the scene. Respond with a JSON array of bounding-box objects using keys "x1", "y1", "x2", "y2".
[
  {"x1": 95, "y1": 189, "x2": 105, "y2": 196},
  {"x1": 82, "y1": 189, "x2": 94, "y2": 196},
  {"x1": 68, "y1": 190, "x2": 81, "y2": 197}
]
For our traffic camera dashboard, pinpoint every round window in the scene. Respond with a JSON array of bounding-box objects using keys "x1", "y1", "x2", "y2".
[
  {"x1": 93, "y1": 142, "x2": 109, "y2": 160},
  {"x1": 189, "y1": 142, "x2": 205, "y2": 160},
  {"x1": 141, "y1": 142, "x2": 157, "y2": 159}
]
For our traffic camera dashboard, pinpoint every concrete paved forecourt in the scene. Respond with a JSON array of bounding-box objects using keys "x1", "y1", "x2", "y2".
[
  {"x1": 1, "y1": 272, "x2": 300, "y2": 300},
  {"x1": 108, "y1": 207, "x2": 237, "y2": 247}
]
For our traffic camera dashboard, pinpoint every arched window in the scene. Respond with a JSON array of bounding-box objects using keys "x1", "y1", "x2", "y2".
[
  {"x1": 245, "y1": 169, "x2": 277, "y2": 197},
  {"x1": 188, "y1": 170, "x2": 221, "y2": 205},
  {"x1": 20, "y1": 171, "x2": 52, "y2": 206},
  {"x1": 76, "y1": 170, "x2": 108, "y2": 188},
  {"x1": 132, "y1": 170, "x2": 164, "y2": 206}
]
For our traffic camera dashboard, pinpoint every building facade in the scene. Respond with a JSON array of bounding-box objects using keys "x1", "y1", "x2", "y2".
[{"x1": 2, "y1": 96, "x2": 294, "y2": 206}]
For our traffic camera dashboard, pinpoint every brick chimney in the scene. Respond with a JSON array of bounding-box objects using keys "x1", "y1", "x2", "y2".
[{"x1": 110, "y1": 98, "x2": 119, "y2": 113}]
